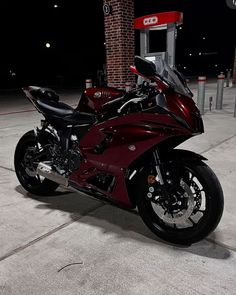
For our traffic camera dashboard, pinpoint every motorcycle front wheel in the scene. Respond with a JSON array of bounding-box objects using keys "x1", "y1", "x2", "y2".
[{"x1": 136, "y1": 160, "x2": 224, "y2": 245}]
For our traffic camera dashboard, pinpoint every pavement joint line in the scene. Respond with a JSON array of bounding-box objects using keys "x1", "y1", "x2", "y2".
[
  {"x1": 0, "y1": 203, "x2": 105, "y2": 263},
  {"x1": 206, "y1": 237, "x2": 236, "y2": 253},
  {"x1": 0, "y1": 201, "x2": 23, "y2": 209},
  {"x1": 0, "y1": 104, "x2": 77, "y2": 116},
  {"x1": 0, "y1": 166, "x2": 15, "y2": 173},
  {"x1": 0, "y1": 109, "x2": 37, "y2": 116},
  {"x1": 200, "y1": 134, "x2": 236, "y2": 155},
  {"x1": 0, "y1": 124, "x2": 30, "y2": 130}
]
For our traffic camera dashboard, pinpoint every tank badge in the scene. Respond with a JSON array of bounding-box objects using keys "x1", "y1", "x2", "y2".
[
  {"x1": 128, "y1": 145, "x2": 136, "y2": 151},
  {"x1": 94, "y1": 91, "x2": 102, "y2": 98}
]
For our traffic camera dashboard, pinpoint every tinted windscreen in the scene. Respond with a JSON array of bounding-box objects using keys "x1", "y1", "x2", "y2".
[{"x1": 155, "y1": 57, "x2": 190, "y2": 96}]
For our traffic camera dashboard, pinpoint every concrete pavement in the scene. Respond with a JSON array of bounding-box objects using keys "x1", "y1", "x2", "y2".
[{"x1": 0, "y1": 82, "x2": 236, "y2": 294}]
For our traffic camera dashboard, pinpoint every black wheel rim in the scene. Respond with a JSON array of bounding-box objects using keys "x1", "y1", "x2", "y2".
[
  {"x1": 144, "y1": 165, "x2": 211, "y2": 234},
  {"x1": 16, "y1": 138, "x2": 46, "y2": 189}
]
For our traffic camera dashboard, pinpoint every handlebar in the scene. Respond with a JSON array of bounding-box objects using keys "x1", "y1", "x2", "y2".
[
  {"x1": 117, "y1": 95, "x2": 147, "y2": 113},
  {"x1": 102, "y1": 82, "x2": 160, "y2": 114},
  {"x1": 102, "y1": 95, "x2": 125, "y2": 108}
]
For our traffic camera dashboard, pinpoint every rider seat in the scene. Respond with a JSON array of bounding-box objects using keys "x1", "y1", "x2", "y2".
[{"x1": 37, "y1": 99, "x2": 96, "y2": 125}]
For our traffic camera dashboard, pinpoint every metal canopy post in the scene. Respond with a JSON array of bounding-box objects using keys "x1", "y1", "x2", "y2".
[
  {"x1": 140, "y1": 29, "x2": 149, "y2": 57},
  {"x1": 167, "y1": 23, "x2": 177, "y2": 68}
]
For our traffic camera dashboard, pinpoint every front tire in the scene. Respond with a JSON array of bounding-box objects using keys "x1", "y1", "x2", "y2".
[
  {"x1": 136, "y1": 160, "x2": 224, "y2": 245},
  {"x1": 14, "y1": 130, "x2": 59, "y2": 196}
]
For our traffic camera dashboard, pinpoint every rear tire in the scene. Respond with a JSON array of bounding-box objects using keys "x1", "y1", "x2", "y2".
[
  {"x1": 14, "y1": 130, "x2": 59, "y2": 196},
  {"x1": 136, "y1": 160, "x2": 224, "y2": 245}
]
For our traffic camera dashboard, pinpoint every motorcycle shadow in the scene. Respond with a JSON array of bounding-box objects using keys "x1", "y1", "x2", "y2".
[{"x1": 15, "y1": 185, "x2": 230, "y2": 260}]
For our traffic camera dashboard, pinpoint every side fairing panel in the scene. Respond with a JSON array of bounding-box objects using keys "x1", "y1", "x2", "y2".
[
  {"x1": 165, "y1": 93, "x2": 203, "y2": 132},
  {"x1": 69, "y1": 112, "x2": 191, "y2": 208},
  {"x1": 79, "y1": 112, "x2": 190, "y2": 166}
]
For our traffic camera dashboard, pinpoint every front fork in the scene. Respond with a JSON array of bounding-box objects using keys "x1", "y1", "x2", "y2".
[
  {"x1": 146, "y1": 150, "x2": 171, "y2": 203},
  {"x1": 153, "y1": 150, "x2": 165, "y2": 185}
]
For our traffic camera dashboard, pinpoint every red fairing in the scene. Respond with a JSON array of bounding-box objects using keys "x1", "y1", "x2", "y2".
[
  {"x1": 77, "y1": 87, "x2": 124, "y2": 114},
  {"x1": 165, "y1": 93, "x2": 201, "y2": 131},
  {"x1": 69, "y1": 112, "x2": 191, "y2": 208},
  {"x1": 130, "y1": 65, "x2": 200, "y2": 131}
]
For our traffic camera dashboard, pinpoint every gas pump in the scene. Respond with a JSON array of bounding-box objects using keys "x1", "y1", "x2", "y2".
[{"x1": 134, "y1": 11, "x2": 183, "y2": 69}]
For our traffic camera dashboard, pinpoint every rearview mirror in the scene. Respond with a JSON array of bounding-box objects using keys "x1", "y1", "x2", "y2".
[{"x1": 134, "y1": 56, "x2": 157, "y2": 77}]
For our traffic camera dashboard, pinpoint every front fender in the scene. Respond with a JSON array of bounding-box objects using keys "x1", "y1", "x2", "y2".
[{"x1": 161, "y1": 149, "x2": 207, "y2": 162}]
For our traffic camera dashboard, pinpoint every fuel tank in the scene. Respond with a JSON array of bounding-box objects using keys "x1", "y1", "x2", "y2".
[{"x1": 76, "y1": 87, "x2": 125, "y2": 114}]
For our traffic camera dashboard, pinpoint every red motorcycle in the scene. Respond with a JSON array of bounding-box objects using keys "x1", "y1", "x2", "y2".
[{"x1": 14, "y1": 56, "x2": 224, "y2": 245}]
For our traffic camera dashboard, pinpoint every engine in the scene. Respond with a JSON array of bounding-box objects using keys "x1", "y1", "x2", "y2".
[{"x1": 49, "y1": 140, "x2": 82, "y2": 176}]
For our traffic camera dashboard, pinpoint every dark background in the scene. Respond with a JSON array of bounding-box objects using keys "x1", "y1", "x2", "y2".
[{"x1": 0, "y1": 0, "x2": 235, "y2": 88}]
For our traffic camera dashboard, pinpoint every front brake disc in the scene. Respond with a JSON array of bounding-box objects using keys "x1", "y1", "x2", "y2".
[{"x1": 152, "y1": 180, "x2": 195, "y2": 225}]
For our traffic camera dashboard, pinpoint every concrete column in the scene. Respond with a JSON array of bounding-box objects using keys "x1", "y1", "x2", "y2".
[{"x1": 103, "y1": 0, "x2": 135, "y2": 88}]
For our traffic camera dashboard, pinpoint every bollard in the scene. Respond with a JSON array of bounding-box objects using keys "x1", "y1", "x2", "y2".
[
  {"x1": 197, "y1": 76, "x2": 206, "y2": 115},
  {"x1": 209, "y1": 96, "x2": 213, "y2": 111},
  {"x1": 234, "y1": 97, "x2": 236, "y2": 118},
  {"x1": 226, "y1": 69, "x2": 232, "y2": 87},
  {"x1": 216, "y1": 73, "x2": 225, "y2": 110},
  {"x1": 125, "y1": 82, "x2": 132, "y2": 92},
  {"x1": 85, "y1": 79, "x2": 92, "y2": 89}
]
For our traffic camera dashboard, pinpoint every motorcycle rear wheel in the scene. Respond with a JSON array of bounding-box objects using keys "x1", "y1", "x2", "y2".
[
  {"x1": 136, "y1": 160, "x2": 224, "y2": 245},
  {"x1": 14, "y1": 130, "x2": 59, "y2": 196}
]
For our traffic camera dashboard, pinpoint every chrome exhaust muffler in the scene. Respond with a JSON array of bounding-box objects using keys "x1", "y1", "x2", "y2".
[{"x1": 36, "y1": 162, "x2": 68, "y2": 187}]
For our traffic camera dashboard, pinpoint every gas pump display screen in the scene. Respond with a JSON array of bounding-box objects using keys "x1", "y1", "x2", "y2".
[{"x1": 149, "y1": 30, "x2": 167, "y2": 53}]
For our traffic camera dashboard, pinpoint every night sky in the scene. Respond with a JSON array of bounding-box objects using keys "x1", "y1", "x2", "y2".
[{"x1": 0, "y1": 0, "x2": 235, "y2": 88}]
